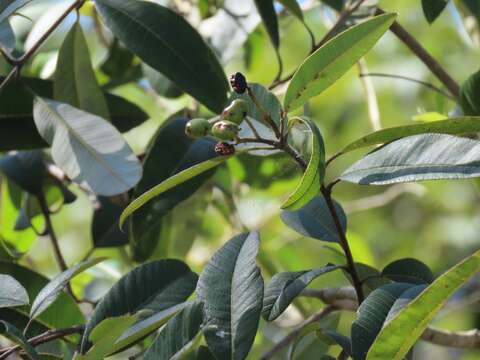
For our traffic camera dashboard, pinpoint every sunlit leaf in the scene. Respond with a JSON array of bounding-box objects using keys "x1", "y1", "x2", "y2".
[{"x1": 0, "y1": 274, "x2": 29, "y2": 308}]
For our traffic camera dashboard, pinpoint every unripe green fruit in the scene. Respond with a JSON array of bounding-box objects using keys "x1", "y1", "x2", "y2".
[
  {"x1": 185, "y1": 118, "x2": 210, "y2": 138},
  {"x1": 211, "y1": 120, "x2": 240, "y2": 141},
  {"x1": 222, "y1": 99, "x2": 248, "y2": 125}
]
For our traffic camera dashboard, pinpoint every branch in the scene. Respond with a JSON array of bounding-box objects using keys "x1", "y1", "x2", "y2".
[{"x1": 302, "y1": 287, "x2": 480, "y2": 349}]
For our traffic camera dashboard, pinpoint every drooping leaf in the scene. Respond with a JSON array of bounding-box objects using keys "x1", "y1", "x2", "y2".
[
  {"x1": 33, "y1": 97, "x2": 142, "y2": 196},
  {"x1": 94, "y1": 0, "x2": 229, "y2": 113},
  {"x1": 30, "y1": 258, "x2": 104, "y2": 320},
  {"x1": 54, "y1": 22, "x2": 109, "y2": 119},
  {"x1": 284, "y1": 13, "x2": 396, "y2": 112},
  {"x1": 0, "y1": 320, "x2": 40, "y2": 360},
  {"x1": 253, "y1": 0, "x2": 279, "y2": 48},
  {"x1": 143, "y1": 63, "x2": 183, "y2": 99},
  {"x1": 367, "y1": 249, "x2": 480, "y2": 360},
  {"x1": 233, "y1": 83, "x2": 282, "y2": 126},
  {"x1": 0, "y1": 77, "x2": 148, "y2": 151},
  {"x1": 144, "y1": 301, "x2": 204, "y2": 360},
  {"x1": 92, "y1": 197, "x2": 129, "y2": 248},
  {"x1": 339, "y1": 117, "x2": 480, "y2": 155},
  {"x1": 460, "y1": 70, "x2": 480, "y2": 116},
  {"x1": 0, "y1": 19, "x2": 15, "y2": 52},
  {"x1": 262, "y1": 265, "x2": 340, "y2": 321},
  {"x1": 197, "y1": 232, "x2": 264, "y2": 360},
  {"x1": 0, "y1": 274, "x2": 29, "y2": 308},
  {"x1": 341, "y1": 133, "x2": 480, "y2": 185},
  {"x1": 281, "y1": 195, "x2": 346, "y2": 243},
  {"x1": 351, "y1": 282, "x2": 414, "y2": 360},
  {"x1": 131, "y1": 117, "x2": 217, "y2": 262},
  {"x1": 81, "y1": 259, "x2": 198, "y2": 352},
  {"x1": 421, "y1": 0, "x2": 448, "y2": 24},
  {"x1": 281, "y1": 117, "x2": 325, "y2": 210},
  {"x1": 0, "y1": 150, "x2": 45, "y2": 195},
  {"x1": 382, "y1": 258, "x2": 434, "y2": 285}
]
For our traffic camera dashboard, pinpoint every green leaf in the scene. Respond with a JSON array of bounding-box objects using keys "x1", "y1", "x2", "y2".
[
  {"x1": 0, "y1": 274, "x2": 29, "y2": 308},
  {"x1": 0, "y1": 77, "x2": 148, "y2": 151},
  {"x1": 197, "y1": 232, "x2": 264, "y2": 360},
  {"x1": 81, "y1": 259, "x2": 198, "y2": 352},
  {"x1": 143, "y1": 63, "x2": 183, "y2": 99},
  {"x1": 316, "y1": 329, "x2": 352, "y2": 357},
  {"x1": 131, "y1": 117, "x2": 217, "y2": 262},
  {"x1": 0, "y1": 19, "x2": 15, "y2": 53},
  {"x1": 351, "y1": 282, "x2": 414, "y2": 360},
  {"x1": 120, "y1": 154, "x2": 231, "y2": 229},
  {"x1": 33, "y1": 97, "x2": 142, "y2": 196},
  {"x1": 320, "y1": 0, "x2": 344, "y2": 11},
  {"x1": 281, "y1": 117, "x2": 325, "y2": 210},
  {"x1": 54, "y1": 23, "x2": 109, "y2": 119},
  {"x1": 262, "y1": 264, "x2": 340, "y2": 321},
  {"x1": 0, "y1": 151, "x2": 46, "y2": 195},
  {"x1": 460, "y1": 70, "x2": 480, "y2": 116},
  {"x1": 382, "y1": 258, "x2": 434, "y2": 285},
  {"x1": 0, "y1": 320, "x2": 40, "y2": 360},
  {"x1": 421, "y1": 0, "x2": 448, "y2": 23},
  {"x1": 277, "y1": 0, "x2": 303, "y2": 20},
  {"x1": 30, "y1": 258, "x2": 104, "y2": 320},
  {"x1": 340, "y1": 133, "x2": 480, "y2": 185},
  {"x1": 233, "y1": 83, "x2": 282, "y2": 126},
  {"x1": 339, "y1": 117, "x2": 480, "y2": 155},
  {"x1": 284, "y1": 13, "x2": 396, "y2": 112},
  {"x1": 92, "y1": 197, "x2": 129, "y2": 248},
  {"x1": 94, "y1": 0, "x2": 228, "y2": 113},
  {"x1": 253, "y1": 0, "x2": 279, "y2": 48},
  {"x1": 0, "y1": 0, "x2": 32, "y2": 23},
  {"x1": 144, "y1": 302, "x2": 204, "y2": 360},
  {"x1": 281, "y1": 195, "x2": 346, "y2": 243},
  {"x1": 367, "y1": 249, "x2": 480, "y2": 360}
]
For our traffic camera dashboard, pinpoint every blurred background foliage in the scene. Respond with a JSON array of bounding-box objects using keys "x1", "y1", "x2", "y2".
[{"x1": 1, "y1": 0, "x2": 480, "y2": 358}]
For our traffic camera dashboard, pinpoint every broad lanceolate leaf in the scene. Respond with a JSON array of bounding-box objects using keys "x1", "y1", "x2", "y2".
[
  {"x1": 341, "y1": 133, "x2": 480, "y2": 185},
  {"x1": 382, "y1": 258, "x2": 434, "y2": 284},
  {"x1": 144, "y1": 302, "x2": 204, "y2": 360},
  {"x1": 30, "y1": 258, "x2": 104, "y2": 320},
  {"x1": 281, "y1": 117, "x2": 325, "y2": 210},
  {"x1": 197, "y1": 232, "x2": 264, "y2": 360},
  {"x1": 263, "y1": 265, "x2": 340, "y2": 321},
  {"x1": 284, "y1": 13, "x2": 396, "y2": 112},
  {"x1": 33, "y1": 97, "x2": 142, "y2": 196},
  {"x1": 460, "y1": 70, "x2": 480, "y2": 116},
  {"x1": 253, "y1": 0, "x2": 279, "y2": 48},
  {"x1": 120, "y1": 154, "x2": 231, "y2": 229},
  {"x1": 281, "y1": 195, "x2": 346, "y2": 243},
  {"x1": 0, "y1": 274, "x2": 29, "y2": 308},
  {"x1": 0, "y1": 320, "x2": 40, "y2": 360},
  {"x1": 339, "y1": 117, "x2": 480, "y2": 155},
  {"x1": 421, "y1": 0, "x2": 448, "y2": 23},
  {"x1": 95, "y1": 0, "x2": 228, "y2": 113},
  {"x1": 367, "y1": 249, "x2": 480, "y2": 360},
  {"x1": 81, "y1": 259, "x2": 198, "y2": 352},
  {"x1": 54, "y1": 23, "x2": 109, "y2": 119}
]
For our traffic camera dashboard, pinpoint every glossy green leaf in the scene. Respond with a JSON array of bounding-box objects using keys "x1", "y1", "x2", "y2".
[
  {"x1": 383, "y1": 285, "x2": 427, "y2": 324},
  {"x1": 421, "y1": 0, "x2": 448, "y2": 23},
  {"x1": 253, "y1": 0, "x2": 279, "y2": 48},
  {"x1": 0, "y1": 320, "x2": 40, "y2": 360},
  {"x1": 281, "y1": 117, "x2": 325, "y2": 210},
  {"x1": 277, "y1": 0, "x2": 303, "y2": 20},
  {"x1": 54, "y1": 23, "x2": 109, "y2": 119},
  {"x1": 197, "y1": 232, "x2": 264, "y2": 360},
  {"x1": 0, "y1": 151, "x2": 45, "y2": 195},
  {"x1": 262, "y1": 264, "x2": 340, "y2": 321},
  {"x1": 460, "y1": 70, "x2": 480, "y2": 116},
  {"x1": 131, "y1": 117, "x2": 217, "y2": 261},
  {"x1": 33, "y1": 97, "x2": 142, "y2": 196},
  {"x1": 339, "y1": 117, "x2": 480, "y2": 155},
  {"x1": 0, "y1": 274, "x2": 29, "y2": 308},
  {"x1": 284, "y1": 13, "x2": 396, "y2": 112},
  {"x1": 0, "y1": 77, "x2": 148, "y2": 151},
  {"x1": 367, "y1": 249, "x2": 480, "y2": 360},
  {"x1": 143, "y1": 63, "x2": 183, "y2": 99},
  {"x1": 144, "y1": 302, "x2": 204, "y2": 360},
  {"x1": 94, "y1": 0, "x2": 228, "y2": 113},
  {"x1": 341, "y1": 133, "x2": 480, "y2": 185},
  {"x1": 92, "y1": 197, "x2": 128, "y2": 248},
  {"x1": 233, "y1": 83, "x2": 282, "y2": 126},
  {"x1": 382, "y1": 258, "x2": 434, "y2": 284},
  {"x1": 281, "y1": 195, "x2": 346, "y2": 243},
  {"x1": 351, "y1": 282, "x2": 414, "y2": 360},
  {"x1": 0, "y1": 19, "x2": 15, "y2": 52},
  {"x1": 30, "y1": 258, "x2": 104, "y2": 320},
  {"x1": 120, "y1": 154, "x2": 231, "y2": 229},
  {"x1": 81, "y1": 259, "x2": 198, "y2": 352}
]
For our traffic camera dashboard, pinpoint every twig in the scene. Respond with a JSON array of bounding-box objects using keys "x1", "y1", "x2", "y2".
[
  {"x1": 260, "y1": 306, "x2": 337, "y2": 359},
  {"x1": 246, "y1": 86, "x2": 281, "y2": 138},
  {"x1": 357, "y1": 59, "x2": 381, "y2": 131}
]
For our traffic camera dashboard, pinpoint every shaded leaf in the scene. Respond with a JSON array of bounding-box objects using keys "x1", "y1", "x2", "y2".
[
  {"x1": 0, "y1": 19, "x2": 14, "y2": 52},
  {"x1": 92, "y1": 197, "x2": 129, "y2": 248},
  {"x1": 0, "y1": 151, "x2": 45, "y2": 195},
  {"x1": 197, "y1": 232, "x2": 263, "y2": 360},
  {"x1": 460, "y1": 70, "x2": 480, "y2": 116},
  {"x1": 262, "y1": 265, "x2": 340, "y2": 321},
  {"x1": 33, "y1": 97, "x2": 142, "y2": 196},
  {"x1": 284, "y1": 13, "x2": 396, "y2": 112},
  {"x1": 341, "y1": 133, "x2": 480, "y2": 185},
  {"x1": 281, "y1": 195, "x2": 346, "y2": 243},
  {"x1": 94, "y1": 0, "x2": 228, "y2": 113},
  {"x1": 253, "y1": 0, "x2": 279, "y2": 48},
  {"x1": 0, "y1": 320, "x2": 40, "y2": 360},
  {"x1": 143, "y1": 63, "x2": 183, "y2": 99},
  {"x1": 0, "y1": 0, "x2": 32, "y2": 23},
  {"x1": 367, "y1": 249, "x2": 480, "y2": 360},
  {"x1": 0, "y1": 274, "x2": 29, "y2": 308},
  {"x1": 382, "y1": 258, "x2": 434, "y2": 285},
  {"x1": 277, "y1": 0, "x2": 303, "y2": 20},
  {"x1": 421, "y1": 0, "x2": 448, "y2": 24}
]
